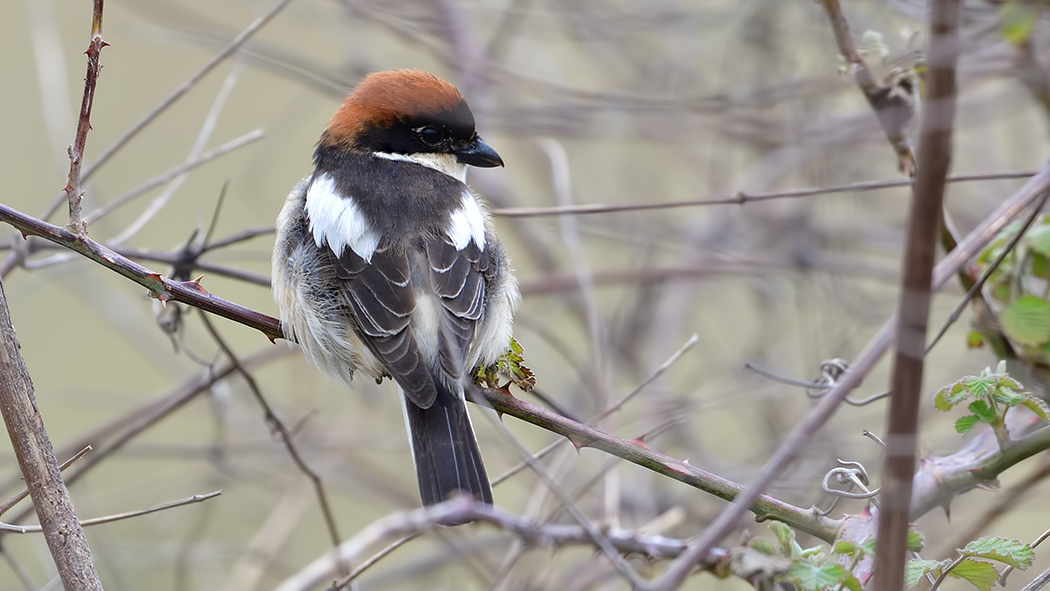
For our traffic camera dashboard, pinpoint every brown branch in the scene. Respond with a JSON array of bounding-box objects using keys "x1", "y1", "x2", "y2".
[
  {"x1": 63, "y1": 0, "x2": 107, "y2": 235},
  {"x1": 874, "y1": 3, "x2": 960, "y2": 589},
  {"x1": 0, "y1": 203, "x2": 282, "y2": 340},
  {"x1": 472, "y1": 386, "x2": 842, "y2": 543},
  {"x1": 0, "y1": 276, "x2": 102, "y2": 588}
]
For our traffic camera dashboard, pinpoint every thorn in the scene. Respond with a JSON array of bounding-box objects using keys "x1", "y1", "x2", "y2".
[
  {"x1": 266, "y1": 334, "x2": 278, "y2": 344},
  {"x1": 19, "y1": 231, "x2": 28, "y2": 240},
  {"x1": 146, "y1": 272, "x2": 163, "y2": 283},
  {"x1": 495, "y1": 410, "x2": 504, "y2": 421},
  {"x1": 567, "y1": 436, "x2": 587, "y2": 452},
  {"x1": 182, "y1": 277, "x2": 209, "y2": 294},
  {"x1": 628, "y1": 434, "x2": 652, "y2": 450}
]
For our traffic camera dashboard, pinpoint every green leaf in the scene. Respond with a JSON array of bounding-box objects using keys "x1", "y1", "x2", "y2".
[
  {"x1": 1026, "y1": 224, "x2": 1050, "y2": 256},
  {"x1": 967, "y1": 330, "x2": 985, "y2": 348},
  {"x1": 964, "y1": 375, "x2": 996, "y2": 400},
  {"x1": 769, "y1": 521, "x2": 800, "y2": 558},
  {"x1": 993, "y1": 387, "x2": 1025, "y2": 406},
  {"x1": 750, "y1": 538, "x2": 777, "y2": 555},
  {"x1": 1002, "y1": 295, "x2": 1050, "y2": 346},
  {"x1": 1033, "y1": 253, "x2": 1050, "y2": 278},
  {"x1": 1001, "y1": 0, "x2": 1039, "y2": 45},
  {"x1": 968, "y1": 400, "x2": 997, "y2": 422},
  {"x1": 1021, "y1": 395, "x2": 1050, "y2": 423},
  {"x1": 833, "y1": 540, "x2": 857, "y2": 556},
  {"x1": 905, "y1": 559, "x2": 944, "y2": 589},
  {"x1": 991, "y1": 279, "x2": 1012, "y2": 302},
  {"x1": 948, "y1": 559, "x2": 1000, "y2": 591},
  {"x1": 935, "y1": 381, "x2": 969, "y2": 411},
  {"x1": 907, "y1": 529, "x2": 926, "y2": 552},
  {"x1": 960, "y1": 537, "x2": 1035, "y2": 569},
  {"x1": 789, "y1": 562, "x2": 848, "y2": 591},
  {"x1": 841, "y1": 573, "x2": 864, "y2": 591},
  {"x1": 956, "y1": 414, "x2": 982, "y2": 434}
]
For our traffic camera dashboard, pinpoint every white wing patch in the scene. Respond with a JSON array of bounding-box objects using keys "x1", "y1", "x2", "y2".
[
  {"x1": 447, "y1": 191, "x2": 487, "y2": 251},
  {"x1": 304, "y1": 173, "x2": 381, "y2": 262}
]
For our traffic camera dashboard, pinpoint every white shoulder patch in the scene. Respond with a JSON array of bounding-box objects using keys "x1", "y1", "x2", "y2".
[
  {"x1": 304, "y1": 173, "x2": 381, "y2": 262},
  {"x1": 447, "y1": 191, "x2": 487, "y2": 251}
]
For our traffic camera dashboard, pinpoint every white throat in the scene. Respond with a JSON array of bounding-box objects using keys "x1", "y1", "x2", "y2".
[{"x1": 373, "y1": 152, "x2": 468, "y2": 183}]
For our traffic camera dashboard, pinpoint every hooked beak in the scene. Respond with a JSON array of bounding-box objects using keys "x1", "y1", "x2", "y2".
[{"x1": 456, "y1": 138, "x2": 503, "y2": 168}]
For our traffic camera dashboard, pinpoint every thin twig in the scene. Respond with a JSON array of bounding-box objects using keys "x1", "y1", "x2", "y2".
[
  {"x1": 0, "y1": 203, "x2": 282, "y2": 340},
  {"x1": 274, "y1": 497, "x2": 727, "y2": 591},
  {"x1": 4, "y1": 491, "x2": 222, "y2": 533},
  {"x1": 197, "y1": 312, "x2": 347, "y2": 576},
  {"x1": 488, "y1": 170, "x2": 1036, "y2": 217},
  {"x1": 43, "y1": 0, "x2": 292, "y2": 223},
  {"x1": 63, "y1": 0, "x2": 107, "y2": 234},
  {"x1": 0, "y1": 445, "x2": 91, "y2": 517}
]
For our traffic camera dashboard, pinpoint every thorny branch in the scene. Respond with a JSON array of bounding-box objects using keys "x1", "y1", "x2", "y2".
[{"x1": 63, "y1": 0, "x2": 108, "y2": 234}]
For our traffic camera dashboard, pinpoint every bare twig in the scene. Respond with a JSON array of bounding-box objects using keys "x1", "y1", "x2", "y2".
[
  {"x1": 0, "y1": 445, "x2": 91, "y2": 517},
  {"x1": 0, "y1": 203, "x2": 282, "y2": 340},
  {"x1": 474, "y1": 385, "x2": 841, "y2": 543},
  {"x1": 489, "y1": 170, "x2": 1037, "y2": 218},
  {"x1": 198, "y1": 312, "x2": 347, "y2": 576},
  {"x1": 63, "y1": 0, "x2": 107, "y2": 234},
  {"x1": 45, "y1": 0, "x2": 292, "y2": 222},
  {"x1": 3, "y1": 491, "x2": 222, "y2": 533},
  {"x1": 0, "y1": 277, "x2": 101, "y2": 588},
  {"x1": 275, "y1": 497, "x2": 726, "y2": 591}
]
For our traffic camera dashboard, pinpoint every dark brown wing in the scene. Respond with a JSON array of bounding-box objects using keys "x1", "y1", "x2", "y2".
[
  {"x1": 425, "y1": 236, "x2": 488, "y2": 381},
  {"x1": 333, "y1": 246, "x2": 438, "y2": 408}
]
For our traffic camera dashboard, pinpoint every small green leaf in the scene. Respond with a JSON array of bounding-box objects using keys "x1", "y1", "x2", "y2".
[
  {"x1": 935, "y1": 381, "x2": 969, "y2": 410},
  {"x1": 948, "y1": 559, "x2": 1000, "y2": 591},
  {"x1": 1021, "y1": 395, "x2": 1050, "y2": 423},
  {"x1": 1026, "y1": 224, "x2": 1050, "y2": 256},
  {"x1": 964, "y1": 375, "x2": 996, "y2": 400},
  {"x1": 841, "y1": 573, "x2": 864, "y2": 591},
  {"x1": 905, "y1": 559, "x2": 944, "y2": 589},
  {"x1": 860, "y1": 538, "x2": 877, "y2": 556},
  {"x1": 993, "y1": 387, "x2": 1025, "y2": 406},
  {"x1": 1033, "y1": 254, "x2": 1050, "y2": 278},
  {"x1": 956, "y1": 415, "x2": 982, "y2": 434},
  {"x1": 750, "y1": 538, "x2": 777, "y2": 555},
  {"x1": 967, "y1": 330, "x2": 985, "y2": 348},
  {"x1": 907, "y1": 529, "x2": 926, "y2": 552},
  {"x1": 769, "y1": 521, "x2": 800, "y2": 558},
  {"x1": 960, "y1": 537, "x2": 1035, "y2": 569},
  {"x1": 1001, "y1": 0, "x2": 1039, "y2": 45},
  {"x1": 789, "y1": 562, "x2": 848, "y2": 591},
  {"x1": 968, "y1": 400, "x2": 997, "y2": 422},
  {"x1": 1002, "y1": 295, "x2": 1050, "y2": 346},
  {"x1": 833, "y1": 540, "x2": 857, "y2": 556}
]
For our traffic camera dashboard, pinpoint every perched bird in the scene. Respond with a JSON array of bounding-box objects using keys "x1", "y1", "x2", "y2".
[{"x1": 273, "y1": 70, "x2": 519, "y2": 507}]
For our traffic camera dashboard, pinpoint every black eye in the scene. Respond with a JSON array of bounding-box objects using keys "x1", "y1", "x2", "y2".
[{"x1": 419, "y1": 126, "x2": 442, "y2": 145}]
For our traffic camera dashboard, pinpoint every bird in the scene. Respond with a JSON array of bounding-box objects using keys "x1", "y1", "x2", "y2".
[{"x1": 272, "y1": 70, "x2": 519, "y2": 507}]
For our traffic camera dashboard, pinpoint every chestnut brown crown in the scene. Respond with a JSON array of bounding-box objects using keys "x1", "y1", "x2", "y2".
[{"x1": 316, "y1": 70, "x2": 502, "y2": 168}]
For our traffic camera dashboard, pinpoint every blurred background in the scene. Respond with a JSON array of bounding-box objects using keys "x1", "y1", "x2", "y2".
[{"x1": 1, "y1": 0, "x2": 1049, "y2": 589}]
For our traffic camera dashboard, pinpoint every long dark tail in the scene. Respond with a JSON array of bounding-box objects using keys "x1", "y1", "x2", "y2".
[{"x1": 402, "y1": 383, "x2": 492, "y2": 506}]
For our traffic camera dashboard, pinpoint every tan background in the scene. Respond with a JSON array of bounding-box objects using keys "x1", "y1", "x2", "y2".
[{"x1": 0, "y1": 0, "x2": 1047, "y2": 589}]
